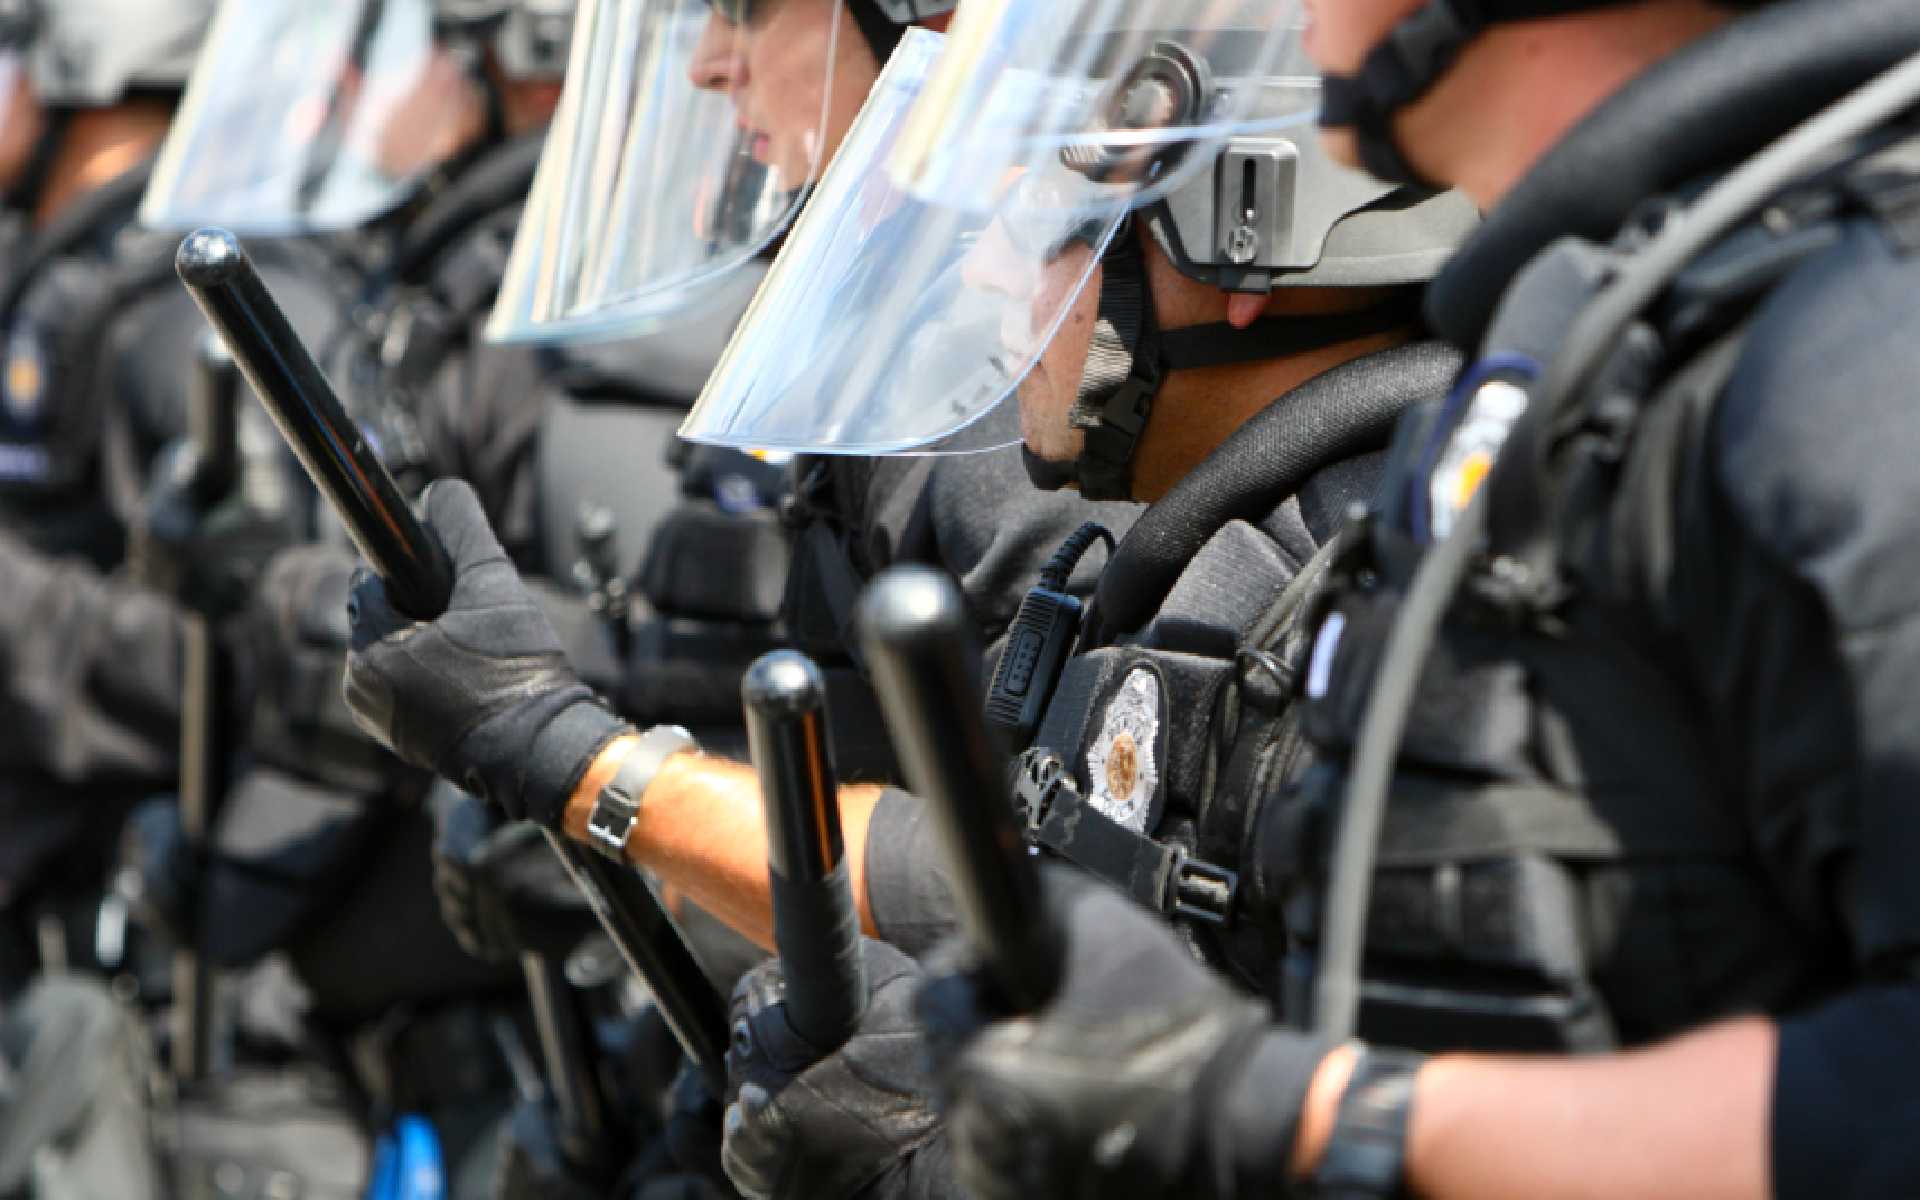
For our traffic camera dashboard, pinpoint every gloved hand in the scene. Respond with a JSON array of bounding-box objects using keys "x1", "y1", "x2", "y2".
[
  {"x1": 429, "y1": 785, "x2": 597, "y2": 963},
  {"x1": 239, "y1": 542, "x2": 403, "y2": 795},
  {"x1": 916, "y1": 866, "x2": 1335, "y2": 1200},
  {"x1": 115, "y1": 798, "x2": 193, "y2": 946},
  {"x1": 722, "y1": 940, "x2": 957, "y2": 1200},
  {"x1": 344, "y1": 479, "x2": 632, "y2": 827}
]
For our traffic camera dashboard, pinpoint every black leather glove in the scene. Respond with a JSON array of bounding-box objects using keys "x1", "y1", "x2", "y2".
[
  {"x1": 722, "y1": 940, "x2": 957, "y2": 1200},
  {"x1": 239, "y1": 542, "x2": 403, "y2": 795},
  {"x1": 917, "y1": 867, "x2": 1334, "y2": 1200},
  {"x1": 429, "y1": 785, "x2": 597, "y2": 963},
  {"x1": 344, "y1": 479, "x2": 631, "y2": 827}
]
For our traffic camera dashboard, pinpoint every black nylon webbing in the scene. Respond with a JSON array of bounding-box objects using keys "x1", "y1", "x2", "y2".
[{"x1": 1069, "y1": 234, "x2": 1159, "y2": 501}]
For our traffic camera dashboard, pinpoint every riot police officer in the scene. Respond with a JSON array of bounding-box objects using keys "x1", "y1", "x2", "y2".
[
  {"x1": 918, "y1": 1, "x2": 1920, "y2": 1198},
  {"x1": 0, "y1": 0, "x2": 370, "y2": 992},
  {"x1": 340, "y1": 3, "x2": 1479, "y2": 1192}
]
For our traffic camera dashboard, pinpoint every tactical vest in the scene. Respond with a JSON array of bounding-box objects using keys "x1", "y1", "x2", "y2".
[
  {"x1": 1284, "y1": 129, "x2": 1920, "y2": 1054},
  {"x1": 0, "y1": 168, "x2": 152, "y2": 568},
  {"x1": 1009, "y1": 343, "x2": 1460, "y2": 988}
]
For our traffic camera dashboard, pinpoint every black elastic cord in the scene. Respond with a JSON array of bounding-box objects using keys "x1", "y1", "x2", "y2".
[{"x1": 1037, "y1": 522, "x2": 1116, "y2": 593}]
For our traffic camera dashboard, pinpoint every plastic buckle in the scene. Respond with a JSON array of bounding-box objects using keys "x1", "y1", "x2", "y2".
[
  {"x1": 1014, "y1": 749, "x2": 1073, "y2": 835},
  {"x1": 1168, "y1": 852, "x2": 1239, "y2": 927}
]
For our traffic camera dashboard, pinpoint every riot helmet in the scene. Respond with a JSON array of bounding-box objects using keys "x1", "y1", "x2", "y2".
[
  {"x1": 483, "y1": 0, "x2": 954, "y2": 343},
  {"x1": 138, "y1": 0, "x2": 577, "y2": 236},
  {"x1": 0, "y1": 0, "x2": 211, "y2": 108},
  {"x1": 1316, "y1": 0, "x2": 1784, "y2": 188},
  {"x1": 677, "y1": 6, "x2": 1474, "y2": 488},
  {"x1": 0, "y1": 0, "x2": 213, "y2": 212}
]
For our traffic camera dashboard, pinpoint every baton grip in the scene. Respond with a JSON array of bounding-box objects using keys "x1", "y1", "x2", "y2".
[
  {"x1": 745, "y1": 651, "x2": 866, "y2": 1050},
  {"x1": 856, "y1": 568, "x2": 1061, "y2": 1014},
  {"x1": 175, "y1": 228, "x2": 453, "y2": 619},
  {"x1": 186, "y1": 332, "x2": 240, "y2": 504}
]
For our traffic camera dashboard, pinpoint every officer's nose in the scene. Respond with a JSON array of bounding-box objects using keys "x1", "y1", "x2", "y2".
[{"x1": 688, "y1": 11, "x2": 745, "y2": 93}]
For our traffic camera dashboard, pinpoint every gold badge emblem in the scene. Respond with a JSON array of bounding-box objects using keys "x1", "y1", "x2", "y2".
[{"x1": 1085, "y1": 668, "x2": 1162, "y2": 834}]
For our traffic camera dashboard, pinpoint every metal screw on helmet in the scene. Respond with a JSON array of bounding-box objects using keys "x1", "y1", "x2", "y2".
[
  {"x1": 1225, "y1": 219, "x2": 1260, "y2": 266},
  {"x1": 1060, "y1": 42, "x2": 1214, "y2": 188}
]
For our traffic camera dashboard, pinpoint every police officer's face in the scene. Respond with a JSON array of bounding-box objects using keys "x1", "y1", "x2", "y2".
[
  {"x1": 366, "y1": 46, "x2": 488, "y2": 179},
  {"x1": 689, "y1": 0, "x2": 881, "y2": 190}
]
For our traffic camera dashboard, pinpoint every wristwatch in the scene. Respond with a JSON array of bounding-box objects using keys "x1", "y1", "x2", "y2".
[
  {"x1": 586, "y1": 724, "x2": 698, "y2": 861},
  {"x1": 1311, "y1": 1043, "x2": 1425, "y2": 1199}
]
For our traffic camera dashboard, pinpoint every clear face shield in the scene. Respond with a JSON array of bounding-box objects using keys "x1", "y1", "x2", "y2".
[
  {"x1": 485, "y1": 0, "x2": 851, "y2": 342},
  {"x1": 679, "y1": 4, "x2": 1313, "y2": 457},
  {"x1": 680, "y1": 28, "x2": 1125, "y2": 455},
  {"x1": 140, "y1": 0, "x2": 471, "y2": 235}
]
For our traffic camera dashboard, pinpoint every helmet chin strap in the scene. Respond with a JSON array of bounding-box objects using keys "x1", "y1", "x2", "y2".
[
  {"x1": 1035, "y1": 225, "x2": 1426, "y2": 501},
  {"x1": 1319, "y1": 0, "x2": 1656, "y2": 189},
  {"x1": 845, "y1": 0, "x2": 908, "y2": 65}
]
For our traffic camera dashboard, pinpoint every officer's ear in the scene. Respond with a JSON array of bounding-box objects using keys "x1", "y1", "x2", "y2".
[{"x1": 1226, "y1": 292, "x2": 1268, "y2": 329}]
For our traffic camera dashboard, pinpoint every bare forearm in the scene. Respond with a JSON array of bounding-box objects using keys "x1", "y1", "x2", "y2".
[
  {"x1": 1293, "y1": 1018, "x2": 1776, "y2": 1198},
  {"x1": 562, "y1": 737, "x2": 886, "y2": 951}
]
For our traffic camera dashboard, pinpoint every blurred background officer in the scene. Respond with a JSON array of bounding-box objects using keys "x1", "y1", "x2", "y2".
[
  {"x1": 920, "y1": 2, "x2": 1920, "y2": 1199},
  {"x1": 123, "y1": 3, "x2": 606, "y2": 1196},
  {"x1": 0, "y1": 0, "x2": 361, "y2": 994}
]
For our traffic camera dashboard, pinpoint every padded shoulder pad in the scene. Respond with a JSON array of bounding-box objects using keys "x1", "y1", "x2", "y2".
[{"x1": 1713, "y1": 215, "x2": 1920, "y2": 630}]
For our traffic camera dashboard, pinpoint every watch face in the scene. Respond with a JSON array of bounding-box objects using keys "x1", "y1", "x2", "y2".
[{"x1": 1084, "y1": 666, "x2": 1165, "y2": 835}]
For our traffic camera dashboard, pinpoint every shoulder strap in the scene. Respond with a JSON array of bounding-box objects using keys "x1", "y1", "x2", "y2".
[{"x1": 1084, "y1": 340, "x2": 1460, "y2": 645}]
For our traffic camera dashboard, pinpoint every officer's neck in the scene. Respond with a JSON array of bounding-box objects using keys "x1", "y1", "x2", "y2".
[
  {"x1": 1364, "y1": 1, "x2": 1736, "y2": 209},
  {"x1": 34, "y1": 98, "x2": 174, "y2": 230},
  {"x1": 1126, "y1": 286, "x2": 1415, "y2": 504},
  {"x1": 489, "y1": 66, "x2": 565, "y2": 139}
]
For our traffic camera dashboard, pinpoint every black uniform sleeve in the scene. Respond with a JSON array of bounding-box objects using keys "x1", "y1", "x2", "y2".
[
  {"x1": 918, "y1": 443, "x2": 1141, "y2": 655},
  {"x1": 0, "y1": 527, "x2": 183, "y2": 788},
  {"x1": 415, "y1": 337, "x2": 548, "y2": 570},
  {"x1": 862, "y1": 788, "x2": 959, "y2": 960},
  {"x1": 1679, "y1": 217, "x2": 1920, "y2": 1196},
  {"x1": 846, "y1": 401, "x2": 1139, "y2": 660}
]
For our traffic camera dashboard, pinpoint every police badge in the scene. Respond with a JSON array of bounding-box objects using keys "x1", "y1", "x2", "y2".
[
  {"x1": 1084, "y1": 666, "x2": 1167, "y2": 835},
  {"x1": 3, "y1": 320, "x2": 49, "y2": 432}
]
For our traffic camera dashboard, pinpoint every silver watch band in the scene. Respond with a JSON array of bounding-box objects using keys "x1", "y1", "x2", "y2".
[{"x1": 586, "y1": 725, "x2": 697, "y2": 861}]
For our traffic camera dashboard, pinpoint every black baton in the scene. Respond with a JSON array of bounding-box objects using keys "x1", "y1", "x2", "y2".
[
  {"x1": 171, "y1": 332, "x2": 242, "y2": 1083},
  {"x1": 174, "y1": 228, "x2": 730, "y2": 1092},
  {"x1": 175, "y1": 227, "x2": 452, "y2": 618},
  {"x1": 744, "y1": 651, "x2": 866, "y2": 1049},
  {"x1": 856, "y1": 568, "x2": 1061, "y2": 1013}
]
